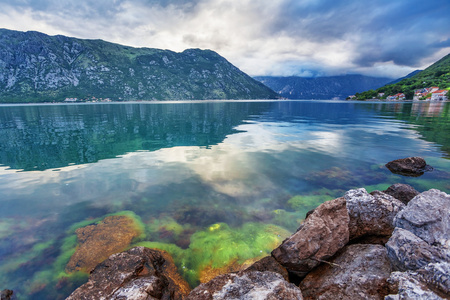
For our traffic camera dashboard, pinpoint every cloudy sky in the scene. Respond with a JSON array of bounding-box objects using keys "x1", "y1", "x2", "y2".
[{"x1": 0, "y1": 0, "x2": 449, "y2": 78}]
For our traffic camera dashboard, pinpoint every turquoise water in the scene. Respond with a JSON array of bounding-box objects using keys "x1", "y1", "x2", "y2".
[{"x1": 0, "y1": 100, "x2": 449, "y2": 299}]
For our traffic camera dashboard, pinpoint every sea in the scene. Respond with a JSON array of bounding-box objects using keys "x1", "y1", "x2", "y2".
[{"x1": 0, "y1": 100, "x2": 449, "y2": 299}]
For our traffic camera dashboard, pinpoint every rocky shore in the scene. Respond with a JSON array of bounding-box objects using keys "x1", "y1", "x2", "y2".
[
  {"x1": 62, "y1": 181, "x2": 448, "y2": 299},
  {"x1": 4, "y1": 158, "x2": 448, "y2": 300}
]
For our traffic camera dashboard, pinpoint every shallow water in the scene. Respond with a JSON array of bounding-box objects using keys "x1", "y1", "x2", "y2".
[{"x1": 0, "y1": 100, "x2": 449, "y2": 299}]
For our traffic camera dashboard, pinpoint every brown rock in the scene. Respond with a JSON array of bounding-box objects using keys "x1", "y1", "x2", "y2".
[
  {"x1": 0, "y1": 290, "x2": 13, "y2": 300},
  {"x1": 345, "y1": 188, "x2": 404, "y2": 240},
  {"x1": 243, "y1": 256, "x2": 289, "y2": 281},
  {"x1": 383, "y1": 183, "x2": 420, "y2": 205},
  {"x1": 385, "y1": 157, "x2": 432, "y2": 177},
  {"x1": 272, "y1": 197, "x2": 349, "y2": 277},
  {"x1": 66, "y1": 215, "x2": 143, "y2": 273},
  {"x1": 300, "y1": 244, "x2": 392, "y2": 300},
  {"x1": 66, "y1": 246, "x2": 190, "y2": 300},
  {"x1": 186, "y1": 271, "x2": 303, "y2": 300}
]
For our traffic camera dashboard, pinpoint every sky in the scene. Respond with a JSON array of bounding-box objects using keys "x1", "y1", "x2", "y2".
[{"x1": 0, "y1": 0, "x2": 449, "y2": 79}]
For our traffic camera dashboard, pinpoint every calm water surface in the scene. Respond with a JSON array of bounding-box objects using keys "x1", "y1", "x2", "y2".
[{"x1": 1, "y1": 100, "x2": 449, "y2": 299}]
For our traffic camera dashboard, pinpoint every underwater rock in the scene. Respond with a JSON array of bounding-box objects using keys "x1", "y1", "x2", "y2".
[
  {"x1": 345, "y1": 188, "x2": 404, "y2": 240},
  {"x1": 383, "y1": 183, "x2": 420, "y2": 205},
  {"x1": 299, "y1": 244, "x2": 391, "y2": 300},
  {"x1": 66, "y1": 246, "x2": 190, "y2": 300},
  {"x1": 243, "y1": 256, "x2": 289, "y2": 281},
  {"x1": 385, "y1": 156, "x2": 433, "y2": 177},
  {"x1": 0, "y1": 289, "x2": 13, "y2": 300},
  {"x1": 66, "y1": 215, "x2": 143, "y2": 273},
  {"x1": 186, "y1": 271, "x2": 303, "y2": 300},
  {"x1": 272, "y1": 197, "x2": 349, "y2": 277}
]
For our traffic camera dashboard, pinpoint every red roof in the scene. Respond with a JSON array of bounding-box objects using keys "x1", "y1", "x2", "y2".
[{"x1": 432, "y1": 90, "x2": 447, "y2": 93}]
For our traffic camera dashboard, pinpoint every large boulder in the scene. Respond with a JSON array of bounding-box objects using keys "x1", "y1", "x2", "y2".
[
  {"x1": 66, "y1": 215, "x2": 143, "y2": 273},
  {"x1": 386, "y1": 228, "x2": 446, "y2": 271},
  {"x1": 385, "y1": 263, "x2": 450, "y2": 300},
  {"x1": 272, "y1": 197, "x2": 349, "y2": 277},
  {"x1": 243, "y1": 256, "x2": 289, "y2": 281},
  {"x1": 386, "y1": 189, "x2": 450, "y2": 272},
  {"x1": 66, "y1": 246, "x2": 190, "y2": 300},
  {"x1": 299, "y1": 244, "x2": 392, "y2": 300},
  {"x1": 385, "y1": 157, "x2": 432, "y2": 177},
  {"x1": 394, "y1": 189, "x2": 450, "y2": 248},
  {"x1": 345, "y1": 188, "x2": 404, "y2": 240},
  {"x1": 186, "y1": 271, "x2": 303, "y2": 300},
  {"x1": 383, "y1": 183, "x2": 420, "y2": 205}
]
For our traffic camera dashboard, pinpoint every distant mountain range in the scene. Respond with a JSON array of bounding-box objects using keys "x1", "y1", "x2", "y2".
[
  {"x1": 0, "y1": 29, "x2": 278, "y2": 102},
  {"x1": 254, "y1": 75, "x2": 393, "y2": 100}
]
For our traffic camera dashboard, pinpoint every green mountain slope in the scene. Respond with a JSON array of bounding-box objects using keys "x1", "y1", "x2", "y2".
[
  {"x1": 355, "y1": 53, "x2": 450, "y2": 100},
  {"x1": 0, "y1": 29, "x2": 278, "y2": 102}
]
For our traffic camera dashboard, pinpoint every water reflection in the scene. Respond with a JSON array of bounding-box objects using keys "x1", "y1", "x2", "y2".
[
  {"x1": 1, "y1": 101, "x2": 450, "y2": 299},
  {"x1": 0, "y1": 102, "x2": 273, "y2": 171}
]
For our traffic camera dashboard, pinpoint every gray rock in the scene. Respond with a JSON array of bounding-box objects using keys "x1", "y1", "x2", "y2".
[
  {"x1": 272, "y1": 197, "x2": 349, "y2": 277},
  {"x1": 66, "y1": 246, "x2": 190, "y2": 300},
  {"x1": 394, "y1": 189, "x2": 450, "y2": 248},
  {"x1": 383, "y1": 183, "x2": 420, "y2": 205},
  {"x1": 243, "y1": 256, "x2": 289, "y2": 281},
  {"x1": 300, "y1": 244, "x2": 392, "y2": 300},
  {"x1": 386, "y1": 228, "x2": 446, "y2": 271},
  {"x1": 416, "y1": 262, "x2": 450, "y2": 296},
  {"x1": 186, "y1": 271, "x2": 303, "y2": 300},
  {"x1": 385, "y1": 157, "x2": 432, "y2": 177},
  {"x1": 385, "y1": 270, "x2": 447, "y2": 300},
  {"x1": 345, "y1": 188, "x2": 404, "y2": 240}
]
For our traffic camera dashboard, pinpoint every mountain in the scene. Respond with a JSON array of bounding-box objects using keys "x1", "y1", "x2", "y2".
[
  {"x1": 387, "y1": 70, "x2": 422, "y2": 85},
  {"x1": 0, "y1": 29, "x2": 278, "y2": 102},
  {"x1": 355, "y1": 53, "x2": 450, "y2": 100},
  {"x1": 254, "y1": 75, "x2": 393, "y2": 100}
]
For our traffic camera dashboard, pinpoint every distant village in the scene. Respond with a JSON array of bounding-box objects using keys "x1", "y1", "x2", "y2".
[
  {"x1": 64, "y1": 97, "x2": 113, "y2": 103},
  {"x1": 348, "y1": 86, "x2": 449, "y2": 101}
]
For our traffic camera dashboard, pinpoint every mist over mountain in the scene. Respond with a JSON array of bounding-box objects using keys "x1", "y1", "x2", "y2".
[
  {"x1": 254, "y1": 75, "x2": 393, "y2": 100},
  {"x1": 0, "y1": 29, "x2": 278, "y2": 102}
]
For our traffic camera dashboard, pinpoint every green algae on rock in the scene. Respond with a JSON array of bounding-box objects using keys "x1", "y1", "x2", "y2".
[{"x1": 135, "y1": 222, "x2": 290, "y2": 287}]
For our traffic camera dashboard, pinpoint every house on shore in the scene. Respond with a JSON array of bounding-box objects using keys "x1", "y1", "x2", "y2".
[{"x1": 431, "y1": 90, "x2": 448, "y2": 101}]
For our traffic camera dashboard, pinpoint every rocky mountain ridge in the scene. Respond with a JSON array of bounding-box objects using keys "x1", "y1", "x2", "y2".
[{"x1": 0, "y1": 29, "x2": 278, "y2": 102}]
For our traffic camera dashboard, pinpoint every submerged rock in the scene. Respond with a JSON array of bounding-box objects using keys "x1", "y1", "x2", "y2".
[
  {"x1": 0, "y1": 290, "x2": 13, "y2": 300},
  {"x1": 383, "y1": 183, "x2": 420, "y2": 205},
  {"x1": 345, "y1": 188, "x2": 404, "y2": 240},
  {"x1": 272, "y1": 197, "x2": 349, "y2": 277},
  {"x1": 299, "y1": 244, "x2": 392, "y2": 300},
  {"x1": 66, "y1": 215, "x2": 143, "y2": 273},
  {"x1": 66, "y1": 246, "x2": 190, "y2": 300},
  {"x1": 186, "y1": 271, "x2": 303, "y2": 300},
  {"x1": 385, "y1": 157, "x2": 432, "y2": 177}
]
